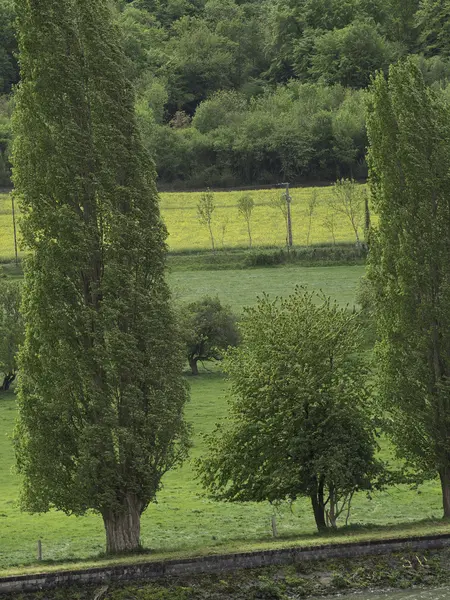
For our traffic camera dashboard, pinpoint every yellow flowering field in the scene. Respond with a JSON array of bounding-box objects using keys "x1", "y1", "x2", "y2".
[
  {"x1": 0, "y1": 186, "x2": 367, "y2": 261},
  {"x1": 161, "y1": 186, "x2": 365, "y2": 251},
  {"x1": 0, "y1": 193, "x2": 17, "y2": 262}
]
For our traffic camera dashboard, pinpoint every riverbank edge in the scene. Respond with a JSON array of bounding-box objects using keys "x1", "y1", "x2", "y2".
[{"x1": 2, "y1": 533, "x2": 450, "y2": 596}]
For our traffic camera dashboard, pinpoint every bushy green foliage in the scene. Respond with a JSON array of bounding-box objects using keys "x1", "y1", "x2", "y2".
[
  {"x1": 179, "y1": 296, "x2": 239, "y2": 375},
  {"x1": 0, "y1": 0, "x2": 18, "y2": 94},
  {"x1": 0, "y1": 277, "x2": 23, "y2": 390},
  {"x1": 416, "y1": 0, "x2": 450, "y2": 58},
  {"x1": 0, "y1": 95, "x2": 11, "y2": 186},
  {"x1": 198, "y1": 288, "x2": 381, "y2": 531},
  {"x1": 310, "y1": 20, "x2": 399, "y2": 89},
  {"x1": 142, "y1": 83, "x2": 369, "y2": 187},
  {"x1": 0, "y1": 0, "x2": 449, "y2": 188}
]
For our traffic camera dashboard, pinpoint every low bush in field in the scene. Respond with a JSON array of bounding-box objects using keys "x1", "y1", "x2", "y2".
[
  {"x1": 167, "y1": 244, "x2": 367, "y2": 271},
  {"x1": 244, "y1": 244, "x2": 367, "y2": 268}
]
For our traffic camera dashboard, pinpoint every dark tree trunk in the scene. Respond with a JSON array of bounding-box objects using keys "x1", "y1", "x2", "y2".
[
  {"x1": 439, "y1": 467, "x2": 450, "y2": 518},
  {"x1": 102, "y1": 494, "x2": 143, "y2": 554},
  {"x1": 1, "y1": 373, "x2": 16, "y2": 391},
  {"x1": 189, "y1": 357, "x2": 199, "y2": 376},
  {"x1": 311, "y1": 494, "x2": 327, "y2": 531}
]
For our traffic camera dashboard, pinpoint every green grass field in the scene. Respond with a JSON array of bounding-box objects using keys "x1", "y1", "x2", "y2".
[
  {"x1": 0, "y1": 186, "x2": 366, "y2": 262},
  {"x1": 0, "y1": 263, "x2": 448, "y2": 575},
  {"x1": 169, "y1": 264, "x2": 365, "y2": 312}
]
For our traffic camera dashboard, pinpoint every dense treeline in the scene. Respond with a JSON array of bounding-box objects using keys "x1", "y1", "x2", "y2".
[
  {"x1": 142, "y1": 85, "x2": 368, "y2": 186},
  {"x1": 2, "y1": 0, "x2": 450, "y2": 188}
]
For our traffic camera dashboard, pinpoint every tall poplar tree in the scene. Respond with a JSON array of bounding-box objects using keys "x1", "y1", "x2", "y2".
[
  {"x1": 366, "y1": 59, "x2": 450, "y2": 516},
  {"x1": 13, "y1": 0, "x2": 189, "y2": 553}
]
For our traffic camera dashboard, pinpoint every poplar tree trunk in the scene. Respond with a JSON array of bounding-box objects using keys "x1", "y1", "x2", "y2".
[
  {"x1": 102, "y1": 495, "x2": 143, "y2": 554},
  {"x1": 439, "y1": 468, "x2": 450, "y2": 518}
]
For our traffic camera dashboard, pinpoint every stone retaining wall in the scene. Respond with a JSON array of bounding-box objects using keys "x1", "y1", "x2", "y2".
[{"x1": 1, "y1": 533, "x2": 450, "y2": 595}]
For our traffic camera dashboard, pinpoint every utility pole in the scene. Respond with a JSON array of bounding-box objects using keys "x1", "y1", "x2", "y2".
[
  {"x1": 11, "y1": 193, "x2": 18, "y2": 266},
  {"x1": 278, "y1": 182, "x2": 293, "y2": 248}
]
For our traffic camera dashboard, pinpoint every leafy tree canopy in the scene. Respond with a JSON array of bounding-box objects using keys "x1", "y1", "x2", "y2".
[
  {"x1": 180, "y1": 296, "x2": 239, "y2": 375},
  {"x1": 416, "y1": 0, "x2": 450, "y2": 58},
  {"x1": 0, "y1": 0, "x2": 446, "y2": 188},
  {"x1": 198, "y1": 288, "x2": 382, "y2": 531},
  {"x1": 0, "y1": 278, "x2": 23, "y2": 391},
  {"x1": 0, "y1": 0, "x2": 18, "y2": 94},
  {"x1": 309, "y1": 20, "x2": 400, "y2": 89}
]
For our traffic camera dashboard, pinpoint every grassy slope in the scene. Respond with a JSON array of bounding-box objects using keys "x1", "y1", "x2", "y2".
[
  {"x1": 0, "y1": 186, "x2": 364, "y2": 262},
  {"x1": 0, "y1": 264, "x2": 447, "y2": 575}
]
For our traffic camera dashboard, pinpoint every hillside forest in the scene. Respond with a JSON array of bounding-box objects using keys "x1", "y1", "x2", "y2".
[{"x1": 1, "y1": 0, "x2": 450, "y2": 189}]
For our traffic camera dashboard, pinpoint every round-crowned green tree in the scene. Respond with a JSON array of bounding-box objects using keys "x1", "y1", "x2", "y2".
[
  {"x1": 198, "y1": 288, "x2": 381, "y2": 531},
  {"x1": 0, "y1": 278, "x2": 23, "y2": 392},
  {"x1": 179, "y1": 296, "x2": 239, "y2": 376},
  {"x1": 13, "y1": 0, "x2": 189, "y2": 554}
]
